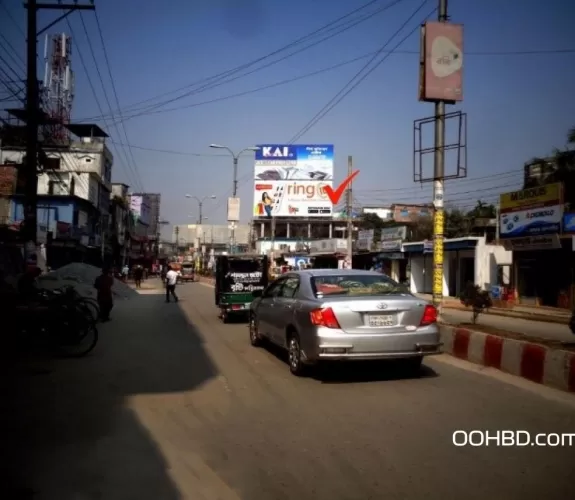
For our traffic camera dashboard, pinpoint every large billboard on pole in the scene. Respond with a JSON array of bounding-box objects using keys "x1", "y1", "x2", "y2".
[{"x1": 253, "y1": 144, "x2": 334, "y2": 217}]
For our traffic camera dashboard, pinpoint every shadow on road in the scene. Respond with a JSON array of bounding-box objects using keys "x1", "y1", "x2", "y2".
[
  {"x1": 0, "y1": 293, "x2": 219, "y2": 500},
  {"x1": 260, "y1": 339, "x2": 439, "y2": 384}
]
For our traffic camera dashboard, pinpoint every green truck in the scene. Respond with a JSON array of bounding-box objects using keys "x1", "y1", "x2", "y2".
[{"x1": 214, "y1": 254, "x2": 269, "y2": 323}]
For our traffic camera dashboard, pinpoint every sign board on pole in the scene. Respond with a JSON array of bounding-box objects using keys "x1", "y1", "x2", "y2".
[
  {"x1": 227, "y1": 197, "x2": 240, "y2": 222},
  {"x1": 418, "y1": 22, "x2": 464, "y2": 103}
]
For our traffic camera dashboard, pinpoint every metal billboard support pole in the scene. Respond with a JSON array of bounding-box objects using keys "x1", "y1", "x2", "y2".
[
  {"x1": 431, "y1": 0, "x2": 449, "y2": 310},
  {"x1": 346, "y1": 155, "x2": 353, "y2": 268}
]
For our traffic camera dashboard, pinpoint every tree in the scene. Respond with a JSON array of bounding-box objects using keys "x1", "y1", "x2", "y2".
[
  {"x1": 408, "y1": 214, "x2": 433, "y2": 241},
  {"x1": 525, "y1": 126, "x2": 575, "y2": 208},
  {"x1": 358, "y1": 212, "x2": 389, "y2": 241},
  {"x1": 467, "y1": 200, "x2": 496, "y2": 219},
  {"x1": 444, "y1": 207, "x2": 469, "y2": 238}
]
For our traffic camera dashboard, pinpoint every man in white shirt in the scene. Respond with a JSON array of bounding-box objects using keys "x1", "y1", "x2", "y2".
[{"x1": 165, "y1": 266, "x2": 179, "y2": 303}]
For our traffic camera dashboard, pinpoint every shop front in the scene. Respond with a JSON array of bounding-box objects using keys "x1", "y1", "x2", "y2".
[
  {"x1": 499, "y1": 183, "x2": 568, "y2": 307},
  {"x1": 376, "y1": 226, "x2": 408, "y2": 281},
  {"x1": 403, "y1": 237, "x2": 509, "y2": 297}
]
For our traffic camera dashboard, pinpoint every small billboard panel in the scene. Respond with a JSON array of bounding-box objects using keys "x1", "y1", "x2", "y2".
[
  {"x1": 419, "y1": 22, "x2": 463, "y2": 102},
  {"x1": 227, "y1": 197, "x2": 240, "y2": 222}
]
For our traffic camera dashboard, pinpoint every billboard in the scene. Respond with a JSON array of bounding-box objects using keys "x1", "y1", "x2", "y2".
[
  {"x1": 419, "y1": 22, "x2": 463, "y2": 102},
  {"x1": 254, "y1": 144, "x2": 333, "y2": 181},
  {"x1": 253, "y1": 144, "x2": 334, "y2": 217},
  {"x1": 253, "y1": 181, "x2": 332, "y2": 217},
  {"x1": 499, "y1": 183, "x2": 563, "y2": 238},
  {"x1": 227, "y1": 197, "x2": 240, "y2": 222},
  {"x1": 129, "y1": 195, "x2": 151, "y2": 226}
]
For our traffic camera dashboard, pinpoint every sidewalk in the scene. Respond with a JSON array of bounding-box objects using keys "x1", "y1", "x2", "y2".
[
  {"x1": 416, "y1": 293, "x2": 571, "y2": 325},
  {"x1": 0, "y1": 289, "x2": 220, "y2": 499}
]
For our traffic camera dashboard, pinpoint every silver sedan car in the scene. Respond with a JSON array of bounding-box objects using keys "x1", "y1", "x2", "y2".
[{"x1": 249, "y1": 269, "x2": 442, "y2": 376}]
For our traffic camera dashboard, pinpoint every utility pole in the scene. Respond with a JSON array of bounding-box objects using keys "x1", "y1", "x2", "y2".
[
  {"x1": 346, "y1": 155, "x2": 353, "y2": 268},
  {"x1": 232, "y1": 157, "x2": 238, "y2": 199},
  {"x1": 198, "y1": 201, "x2": 203, "y2": 225},
  {"x1": 431, "y1": 0, "x2": 448, "y2": 309},
  {"x1": 23, "y1": 0, "x2": 95, "y2": 267},
  {"x1": 24, "y1": 0, "x2": 39, "y2": 266}
]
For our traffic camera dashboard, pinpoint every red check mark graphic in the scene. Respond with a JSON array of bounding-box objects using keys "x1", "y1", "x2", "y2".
[{"x1": 323, "y1": 170, "x2": 359, "y2": 205}]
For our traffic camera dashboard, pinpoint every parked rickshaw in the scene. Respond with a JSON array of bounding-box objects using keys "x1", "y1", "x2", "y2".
[{"x1": 215, "y1": 254, "x2": 269, "y2": 323}]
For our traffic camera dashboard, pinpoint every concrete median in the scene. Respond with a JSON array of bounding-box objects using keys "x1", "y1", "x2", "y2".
[{"x1": 440, "y1": 325, "x2": 575, "y2": 393}]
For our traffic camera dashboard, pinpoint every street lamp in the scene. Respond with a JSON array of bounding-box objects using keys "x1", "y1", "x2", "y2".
[
  {"x1": 209, "y1": 144, "x2": 260, "y2": 197},
  {"x1": 185, "y1": 194, "x2": 216, "y2": 224},
  {"x1": 209, "y1": 143, "x2": 260, "y2": 251}
]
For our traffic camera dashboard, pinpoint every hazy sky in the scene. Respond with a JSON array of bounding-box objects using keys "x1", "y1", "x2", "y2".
[{"x1": 2, "y1": 0, "x2": 575, "y2": 234}]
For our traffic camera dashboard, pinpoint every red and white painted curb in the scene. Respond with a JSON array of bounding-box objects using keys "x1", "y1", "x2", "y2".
[
  {"x1": 198, "y1": 276, "x2": 575, "y2": 392},
  {"x1": 441, "y1": 325, "x2": 575, "y2": 393}
]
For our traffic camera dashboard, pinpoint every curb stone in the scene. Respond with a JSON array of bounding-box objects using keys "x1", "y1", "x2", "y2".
[
  {"x1": 199, "y1": 276, "x2": 575, "y2": 392},
  {"x1": 440, "y1": 325, "x2": 575, "y2": 393}
]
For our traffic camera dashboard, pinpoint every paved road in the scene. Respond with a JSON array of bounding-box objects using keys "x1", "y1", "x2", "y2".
[
  {"x1": 3, "y1": 283, "x2": 574, "y2": 500},
  {"x1": 441, "y1": 308, "x2": 575, "y2": 343}
]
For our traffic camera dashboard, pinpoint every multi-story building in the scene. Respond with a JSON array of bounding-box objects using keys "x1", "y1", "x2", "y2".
[
  {"x1": 0, "y1": 123, "x2": 113, "y2": 267},
  {"x1": 131, "y1": 192, "x2": 161, "y2": 237},
  {"x1": 173, "y1": 224, "x2": 250, "y2": 253}
]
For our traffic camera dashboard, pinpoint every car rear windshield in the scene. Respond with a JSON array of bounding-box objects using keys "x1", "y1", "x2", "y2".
[
  {"x1": 227, "y1": 258, "x2": 264, "y2": 274},
  {"x1": 310, "y1": 274, "x2": 408, "y2": 298}
]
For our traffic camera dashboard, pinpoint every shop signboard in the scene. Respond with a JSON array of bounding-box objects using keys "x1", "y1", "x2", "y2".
[
  {"x1": 563, "y1": 213, "x2": 575, "y2": 232},
  {"x1": 253, "y1": 144, "x2": 334, "y2": 218},
  {"x1": 499, "y1": 183, "x2": 563, "y2": 238},
  {"x1": 356, "y1": 229, "x2": 374, "y2": 251},
  {"x1": 379, "y1": 239, "x2": 402, "y2": 252},
  {"x1": 309, "y1": 238, "x2": 347, "y2": 254},
  {"x1": 381, "y1": 226, "x2": 407, "y2": 241},
  {"x1": 502, "y1": 234, "x2": 560, "y2": 251}
]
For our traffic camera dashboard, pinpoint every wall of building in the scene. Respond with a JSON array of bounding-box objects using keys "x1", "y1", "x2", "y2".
[
  {"x1": 362, "y1": 207, "x2": 392, "y2": 220},
  {"x1": 256, "y1": 239, "x2": 311, "y2": 254},
  {"x1": 407, "y1": 238, "x2": 513, "y2": 296},
  {"x1": 174, "y1": 224, "x2": 250, "y2": 246}
]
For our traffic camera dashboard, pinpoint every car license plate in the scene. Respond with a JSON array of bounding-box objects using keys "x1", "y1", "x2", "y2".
[{"x1": 368, "y1": 314, "x2": 395, "y2": 327}]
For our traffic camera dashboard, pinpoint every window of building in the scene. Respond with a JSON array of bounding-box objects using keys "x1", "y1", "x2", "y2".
[{"x1": 400, "y1": 209, "x2": 409, "y2": 217}]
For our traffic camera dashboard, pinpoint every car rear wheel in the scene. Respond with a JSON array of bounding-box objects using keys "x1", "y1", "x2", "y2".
[
  {"x1": 249, "y1": 314, "x2": 262, "y2": 347},
  {"x1": 288, "y1": 334, "x2": 306, "y2": 376}
]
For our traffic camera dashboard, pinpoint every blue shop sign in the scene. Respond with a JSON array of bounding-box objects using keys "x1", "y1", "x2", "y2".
[{"x1": 563, "y1": 213, "x2": 575, "y2": 232}]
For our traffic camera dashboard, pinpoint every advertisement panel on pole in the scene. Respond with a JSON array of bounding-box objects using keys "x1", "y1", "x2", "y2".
[
  {"x1": 253, "y1": 180, "x2": 333, "y2": 217},
  {"x1": 254, "y1": 145, "x2": 334, "y2": 181},
  {"x1": 419, "y1": 22, "x2": 463, "y2": 102},
  {"x1": 227, "y1": 197, "x2": 240, "y2": 222},
  {"x1": 499, "y1": 183, "x2": 563, "y2": 238}
]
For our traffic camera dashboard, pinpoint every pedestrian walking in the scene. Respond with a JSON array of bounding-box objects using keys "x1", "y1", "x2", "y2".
[
  {"x1": 134, "y1": 265, "x2": 143, "y2": 288},
  {"x1": 165, "y1": 266, "x2": 179, "y2": 303},
  {"x1": 94, "y1": 267, "x2": 114, "y2": 321}
]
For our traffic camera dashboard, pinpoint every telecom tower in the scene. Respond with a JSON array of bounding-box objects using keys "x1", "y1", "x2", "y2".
[{"x1": 43, "y1": 33, "x2": 74, "y2": 142}]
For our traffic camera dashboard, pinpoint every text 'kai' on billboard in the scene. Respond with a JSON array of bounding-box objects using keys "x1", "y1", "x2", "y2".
[{"x1": 253, "y1": 144, "x2": 334, "y2": 218}]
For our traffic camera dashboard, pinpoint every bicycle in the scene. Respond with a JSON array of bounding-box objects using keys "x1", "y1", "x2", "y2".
[{"x1": 10, "y1": 286, "x2": 99, "y2": 357}]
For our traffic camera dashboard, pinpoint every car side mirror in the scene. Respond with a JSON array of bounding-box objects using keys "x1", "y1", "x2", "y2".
[{"x1": 252, "y1": 290, "x2": 263, "y2": 298}]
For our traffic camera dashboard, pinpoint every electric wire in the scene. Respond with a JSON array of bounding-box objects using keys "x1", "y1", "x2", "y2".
[
  {"x1": 288, "y1": 0, "x2": 435, "y2": 144},
  {"x1": 90, "y1": 10, "x2": 144, "y2": 191},
  {"x1": 64, "y1": 17, "x2": 140, "y2": 191},
  {"x1": 77, "y1": 0, "x2": 407, "y2": 123}
]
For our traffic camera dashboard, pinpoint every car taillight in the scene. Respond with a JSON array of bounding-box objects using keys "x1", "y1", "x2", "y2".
[
  {"x1": 420, "y1": 304, "x2": 438, "y2": 326},
  {"x1": 310, "y1": 307, "x2": 340, "y2": 329}
]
